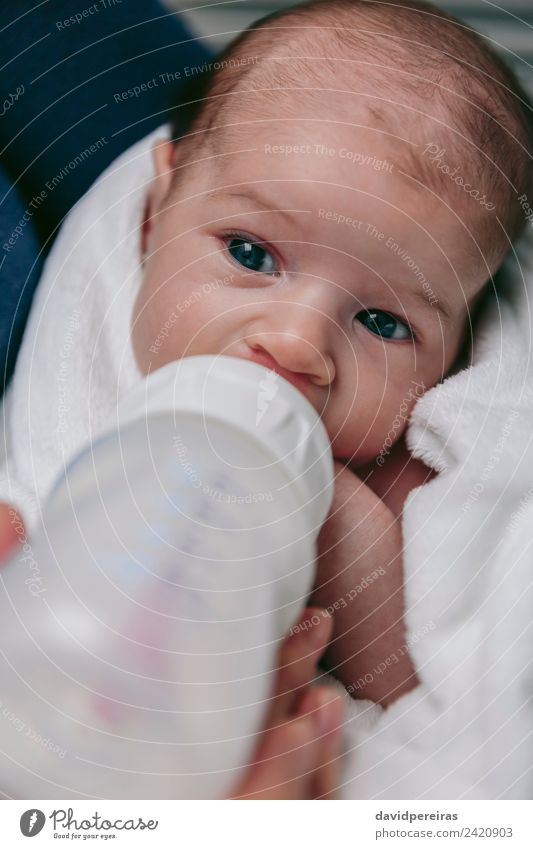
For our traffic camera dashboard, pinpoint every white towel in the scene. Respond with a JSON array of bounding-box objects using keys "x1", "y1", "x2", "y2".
[{"x1": 0, "y1": 125, "x2": 163, "y2": 533}]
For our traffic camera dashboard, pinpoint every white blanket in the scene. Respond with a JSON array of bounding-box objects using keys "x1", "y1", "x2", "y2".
[
  {"x1": 1, "y1": 124, "x2": 532, "y2": 799},
  {"x1": 0, "y1": 126, "x2": 149, "y2": 533}
]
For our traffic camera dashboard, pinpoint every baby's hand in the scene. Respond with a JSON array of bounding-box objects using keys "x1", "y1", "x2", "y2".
[
  {"x1": 352, "y1": 434, "x2": 435, "y2": 519},
  {"x1": 310, "y1": 461, "x2": 419, "y2": 706}
]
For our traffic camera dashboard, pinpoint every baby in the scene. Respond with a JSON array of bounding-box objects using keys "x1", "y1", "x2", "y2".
[
  {"x1": 1, "y1": 0, "x2": 532, "y2": 721},
  {"x1": 129, "y1": 0, "x2": 533, "y2": 703}
]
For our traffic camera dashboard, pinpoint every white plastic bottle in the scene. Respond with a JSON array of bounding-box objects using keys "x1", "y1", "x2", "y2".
[{"x1": 0, "y1": 355, "x2": 334, "y2": 799}]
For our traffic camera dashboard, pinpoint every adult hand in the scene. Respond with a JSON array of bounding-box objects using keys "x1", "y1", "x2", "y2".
[
  {"x1": 230, "y1": 607, "x2": 344, "y2": 799},
  {"x1": 0, "y1": 501, "x2": 23, "y2": 563}
]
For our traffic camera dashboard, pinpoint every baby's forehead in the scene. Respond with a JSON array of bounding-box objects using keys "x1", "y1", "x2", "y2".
[
  {"x1": 173, "y1": 0, "x2": 531, "y2": 274},
  {"x1": 217, "y1": 7, "x2": 433, "y2": 110},
  {"x1": 208, "y1": 23, "x2": 443, "y2": 174}
]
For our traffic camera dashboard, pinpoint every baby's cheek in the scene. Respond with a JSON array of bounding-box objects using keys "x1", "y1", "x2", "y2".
[
  {"x1": 133, "y1": 260, "x2": 205, "y2": 366},
  {"x1": 131, "y1": 276, "x2": 177, "y2": 374},
  {"x1": 330, "y1": 375, "x2": 418, "y2": 463},
  {"x1": 368, "y1": 382, "x2": 424, "y2": 452}
]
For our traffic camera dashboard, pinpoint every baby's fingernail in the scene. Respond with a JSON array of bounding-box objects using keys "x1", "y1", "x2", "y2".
[
  {"x1": 291, "y1": 718, "x2": 315, "y2": 766},
  {"x1": 307, "y1": 609, "x2": 331, "y2": 647}
]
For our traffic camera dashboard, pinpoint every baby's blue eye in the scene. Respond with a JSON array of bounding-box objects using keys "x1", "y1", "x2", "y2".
[
  {"x1": 225, "y1": 235, "x2": 277, "y2": 275},
  {"x1": 356, "y1": 309, "x2": 413, "y2": 341}
]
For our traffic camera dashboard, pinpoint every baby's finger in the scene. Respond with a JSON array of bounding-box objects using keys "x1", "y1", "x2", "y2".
[{"x1": 265, "y1": 608, "x2": 333, "y2": 730}]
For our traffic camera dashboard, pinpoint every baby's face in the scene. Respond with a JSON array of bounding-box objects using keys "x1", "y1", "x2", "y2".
[{"x1": 132, "y1": 112, "x2": 490, "y2": 464}]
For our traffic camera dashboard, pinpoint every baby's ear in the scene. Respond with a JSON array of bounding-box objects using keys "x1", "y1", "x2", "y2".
[
  {"x1": 142, "y1": 139, "x2": 175, "y2": 253},
  {"x1": 149, "y1": 138, "x2": 175, "y2": 207}
]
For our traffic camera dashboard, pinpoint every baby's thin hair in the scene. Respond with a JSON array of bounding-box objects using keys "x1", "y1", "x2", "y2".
[{"x1": 168, "y1": 0, "x2": 533, "y2": 260}]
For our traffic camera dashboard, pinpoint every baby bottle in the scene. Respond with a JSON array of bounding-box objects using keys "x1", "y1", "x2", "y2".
[{"x1": 0, "y1": 355, "x2": 334, "y2": 799}]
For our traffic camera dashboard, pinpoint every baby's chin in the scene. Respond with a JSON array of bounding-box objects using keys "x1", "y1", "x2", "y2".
[
  {"x1": 330, "y1": 441, "x2": 372, "y2": 469},
  {"x1": 334, "y1": 454, "x2": 364, "y2": 470}
]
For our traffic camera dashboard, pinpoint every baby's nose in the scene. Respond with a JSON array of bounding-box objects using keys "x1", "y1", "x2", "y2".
[{"x1": 246, "y1": 305, "x2": 335, "y2": 387}]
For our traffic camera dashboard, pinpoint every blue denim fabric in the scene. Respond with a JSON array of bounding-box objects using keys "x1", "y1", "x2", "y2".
[{"x1": 0, "y1": 0, "x2": 212, "y2": 393}]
